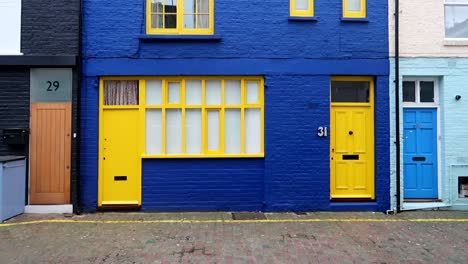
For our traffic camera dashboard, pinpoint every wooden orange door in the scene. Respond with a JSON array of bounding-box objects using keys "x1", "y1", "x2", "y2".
[{"x1": 30, "y1": 103, "x2": 71, "y2": 204}]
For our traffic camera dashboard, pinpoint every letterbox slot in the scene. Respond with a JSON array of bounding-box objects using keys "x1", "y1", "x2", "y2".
[
  {"x1": 342, "y1": 154, "x2": 359, "y2": 160},
  {"x1": 114, "y1": 176, "x2": 127, "y2": 181},
  {"x1": 412, "y1": 157, "x2": 426, "y2": 161}
]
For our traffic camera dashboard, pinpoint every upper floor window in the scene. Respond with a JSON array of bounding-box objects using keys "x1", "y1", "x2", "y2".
[
  {"x1": 0, "y1": 0, "x2": 21, "y2": 55},
  {"x1": 342, "y1": 0, "x2": 366, "y2": 18},
  {"x1": 146, "y1": 0, "x2": 214, "y2": 35},
  {"x1": 445, "y1": 0, "x2": 468, "y2": 39},
  {"x1": 290, "y1": 0, "x2": 314, "y2": 17}
]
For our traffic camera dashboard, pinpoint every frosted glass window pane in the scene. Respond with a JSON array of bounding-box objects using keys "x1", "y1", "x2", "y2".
[
  {"x1": 347, "y1": 0, "x2": 361, "y2": 12},
  {"x1": 225, "y1": 80, "x2": 241, "y2": 105},
  {"x1": 207, "y1": 111, "x2": 220, "y2": 151},
  {"x1": 166, "y1": 109, "x2": 182, "y2": 154},
  {"x1": 146, "y1": 109, "x2": 162, "y2": 154},
  {"x1": 185, "y1": 80, "x2": 202, "y2": 105},
  {"x1": 206, "y1": 80, "x2": 221, "y2": 105},
  {"x1": 168, "y1": 82, "x2": 180, "y2": 104},
  {"x1": 146, "y1": 80, "x2": 162, "y2": 105},
  {"x1": 445, "y1": 5, "x2": 468, "y2": 38},
  {"x1": 225, "y1": 109, "x2": 241, "y2": 154},
  {"x1": 185, "y1": 109, "x2": 202, "y2": 154},
  {"x1": 245, "y1": 109, "x2": 261, "y2": 154},
  {"x1": 246, "y1": 81, "x2": 259, "y2": 104},
  {"x1": 295, "y1": 0, "x2": 309, "y2": 11}
]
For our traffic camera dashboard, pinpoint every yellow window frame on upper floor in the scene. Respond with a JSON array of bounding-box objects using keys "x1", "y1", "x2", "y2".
[
  {"x1": 342, "y1": 0, "x2": 366, "y2": 18},
  {"x1": 290, "y1": 0, "x2": 314, "y2": 17},
  {"x1": 146, "y1": 0, "x2": 214, "y2": 35}
]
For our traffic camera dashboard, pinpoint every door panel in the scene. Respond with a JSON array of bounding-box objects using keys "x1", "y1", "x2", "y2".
[
  {"x1": 30, "y1": 103, "x2": 71, "y2": 204},
  {"x1": 330, "y1": 106, "x2": 374, "y2": 199},
  {"x1": 99, "y1": 109, "x2": 141, "y2": 206},
  {"x1": 403, "y1": 108, "x2": 438, "y2": 199}
]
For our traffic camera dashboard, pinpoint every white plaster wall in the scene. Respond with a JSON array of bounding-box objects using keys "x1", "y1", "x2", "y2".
[{"x1": 389, "y1": 0, "x2": 468, "y2": 57}]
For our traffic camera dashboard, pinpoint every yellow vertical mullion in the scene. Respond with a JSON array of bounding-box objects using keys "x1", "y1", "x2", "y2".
[
  {"x1": 209, "y1": 0, "x2": 214, "y2": 34},
  {"x1": 201, "y1": 80, "x2": 207, "y2": 154},
  {"x1": 146, "y1": 0, "x2": 151, "y2": 33},
  {"x1": 194, "y1": 0, "x2": 198, "y2": 29},
  {"x1": 177, "y1": 0, "x2": 183, "y2": 33},
  {"x1": 139, "y1": 80, "x2": 146, "y2": 156},
  {"x1": 161, "y1": 80, "x2": 167, "y2": 154},
  {"x1": 240, "y1": 79, "x2": 245, "y2": 154},
  {"x1": 98, "y1": 78, "x2": 104, "y2": 206},
  {"x1": 220, "y1": 80, "x2": 225, "y2": 153},
  {"x1": 181, "y1": 80, "x2": 186, "y2": 154},
  {"x1": 260, "y1": 78, "x2": 265, "y2": 154}
]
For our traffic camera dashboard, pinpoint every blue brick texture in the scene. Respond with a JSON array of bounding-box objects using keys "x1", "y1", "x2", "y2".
[{"x1": 81, "y1": 0, "x2": 390, "y2": 212}]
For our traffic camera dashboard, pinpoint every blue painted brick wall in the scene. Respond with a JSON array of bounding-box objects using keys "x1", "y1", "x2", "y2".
[
  {"x1": 142, "y1": 159, "x2": 264, "y2": 211},
  {"x1": 81, "y1": 0, "x2": 390, "y2": 212}
]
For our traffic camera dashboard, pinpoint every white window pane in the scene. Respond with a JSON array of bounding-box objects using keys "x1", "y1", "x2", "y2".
[
  {"x1": 246, "y1": 81, "x2": 259, "y2": 104},
  {"x1": 295, "y1": 0, "x2": 309, "y2": 11},
  {"x1": 146, "y1": 80, "x2": 162, "y2": 105},
  {"x1": 225, "y1": 109, "x2": 241, "y2": 154},
  {"x1": 185, "y1": 109, "x2": 202, "y2": 154},
  {"x1": 445, "y1": 5, "x2": 468, "y2": 38},
  {"x1": 0, "y1": 0, "x2": 21, "y2": 54},
  {"x1": 185, "y1": 80, "x2": 202, "y2": 105},
  {"x1": 146, "y1": 109, "x2": 162, "y2": 154},
  {"x1": 347, "y1": 0, "x2": 361, "y2": 12},
  {"x1": 168, "y1": 82, "x2": 180, "y2": 104},
  {"x1": 245, "y1": 109, "x2": 261, "y2": 154},
  {"x1": 206, "y1": 80, "x2": 221, "y2": 105},
  {"x1": 207, "y1": 111, "x2": 220, "y2": 151},
  {"x1": 225, "y1": 80, "x2": 241, "y2": 105},
  {"x1": 166, "y1": 109, "x2": 182, "y2": 154}
]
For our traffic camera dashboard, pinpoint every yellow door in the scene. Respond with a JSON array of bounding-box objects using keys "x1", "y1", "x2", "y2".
[
  {"x1": 99, "y1": 109, "x2": 141, "y2": 207},
  {"x1": 330, "y1": 77, "x2": 374, "y2": 199}
]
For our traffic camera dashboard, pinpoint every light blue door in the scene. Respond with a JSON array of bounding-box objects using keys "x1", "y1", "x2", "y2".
[{"x1": 403, "y1": 108, "x2": 438, "y2": 199}]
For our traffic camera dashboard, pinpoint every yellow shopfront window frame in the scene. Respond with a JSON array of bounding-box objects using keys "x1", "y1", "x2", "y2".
[
  {"x1": 342, "y1": 0, "x2": 366, "y2": 18},
  {"x1": 100, "y1": 77, "x2": 265, "y2": 159},
  {"x1": 146, "y1": 0, "x2": 214, "y2": 35},
  {"x1": 290, "y1": 0, "x2": 314, "y2": 17}
]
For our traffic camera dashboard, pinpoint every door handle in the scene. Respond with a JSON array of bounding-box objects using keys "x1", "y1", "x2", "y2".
[{"x1": 412, "y1": 156, "x2": 426, "y2": 161}]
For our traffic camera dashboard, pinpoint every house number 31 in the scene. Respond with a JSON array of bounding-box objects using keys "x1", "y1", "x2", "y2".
[{"x1": 317, "y1": 126, "x2": 328, "y2": 137}]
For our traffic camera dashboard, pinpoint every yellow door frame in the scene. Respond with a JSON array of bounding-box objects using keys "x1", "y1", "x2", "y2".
[
  {"x1": 98, "y1": 78, "x2": 144, "y2": 207},
  {"x1": 330, "y1": 76, "x2": 375, "y2": 199}
]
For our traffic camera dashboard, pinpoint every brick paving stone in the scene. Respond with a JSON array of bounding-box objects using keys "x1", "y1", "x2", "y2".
[{"x1": 0, "y1": 211, "x2": 467, "y2": 263}]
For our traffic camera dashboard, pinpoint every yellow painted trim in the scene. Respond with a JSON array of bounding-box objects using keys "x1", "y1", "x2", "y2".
[
  {"x1": 142, "y1": 154, "x2": 265, "y2": 159},
  {"x1": 146, "y1": 0, "x2": 215, "y2": 35},
  {"x1": 99, "y1": 79, "x2": 143, "y2": 206},
  {"x1": 101, "y1": 201, "x2": 139, "y2": 205},
  {"x1": 343, "y1": 0, "x2": 366, "y2": 18},
  {"x1": 101, "y1": 76, "x2": 264, "y2": 158},
  {"x1": 98, "y1": 78, "x2": 104, "y2": 206},
  {"x1": 290, "y1": 0, "x2": 314, "y2": 17},
  {"x1": 2, "y1": 218, "x2": 468, "y2": 227},
  {"x1": 330, "y1": 76, "x2": 375, "y2": 200},
  {"x1": 139, "y1": 80, "x2": 146, "y2": 203}
]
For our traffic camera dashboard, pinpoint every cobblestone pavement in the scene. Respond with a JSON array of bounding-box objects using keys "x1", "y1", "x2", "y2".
[{"x1": 1, "y1": 211, "x2": 467, "y2": 263}]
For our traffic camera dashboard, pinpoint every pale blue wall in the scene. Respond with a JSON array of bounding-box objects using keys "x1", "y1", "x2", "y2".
[{"x1": 390, "y1": 58, "x2": 468, "y2": 210}]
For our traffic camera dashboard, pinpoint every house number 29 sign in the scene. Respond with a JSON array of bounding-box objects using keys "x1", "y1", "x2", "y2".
[
  {"x1": 317, "y1": 126, "x2": 328, "y2": 137},
  {"x1": 31, "y1": 68, "x2": 72, "y2": 103}
]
